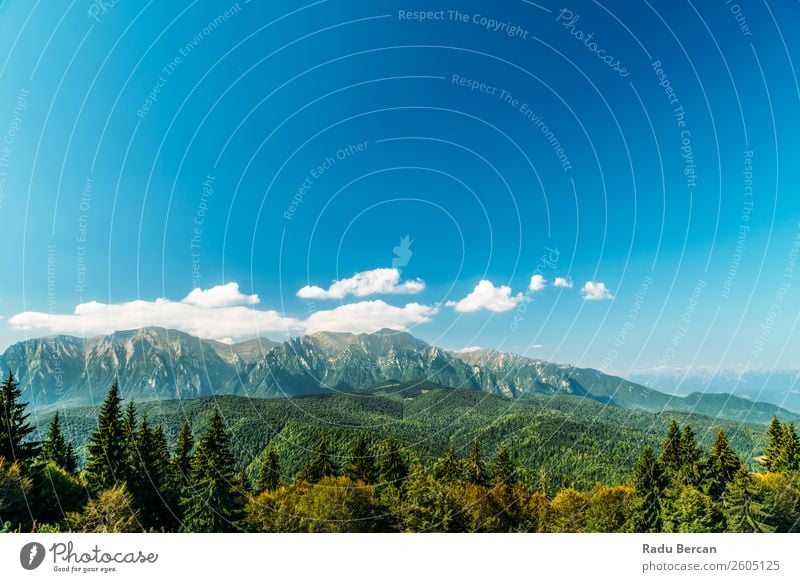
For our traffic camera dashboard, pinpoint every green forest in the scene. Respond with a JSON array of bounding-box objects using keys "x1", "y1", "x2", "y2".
[{"x1": 2, "y1": 371, "x2": 800, "y2": 533}]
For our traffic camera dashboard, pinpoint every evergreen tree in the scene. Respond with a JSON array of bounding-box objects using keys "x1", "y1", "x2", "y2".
[
  {"x1": 465, "y1": 440, "x2": 489, "y2": 486},
  {"x1": 128, "y1": 415, "x2": 174, "y2": 530},
  {"x1": 123, "y1": 401, "x2": 137, "y2": 447},
  {"x1": 345, "y1": 434, "x2": 376, "y2": 484},
  {"x1": 152, "y1": 425, "x2": 171, "y2": 474},
  {"x1": 0, "y1": 371, "x2": 38, "y2": 463},
  {"x1": 679, "y1": 424, "x2": 705, "y2": 485},
  {"x1": 299, "y1": 433, "x2": 337, "y2": 483},
  {"x1": 435, "y1": 447, "x2": 463, "y2": 483},
  {"x1": 42, "y1": 411, "x2": 74, "y2": 471},
  {"x1": 181, "y1": 409, "x2": 242, "y2": 532},
  {"x1": 491, "y1": 446, "x2": 516, "y2": 485},
  {"x1": 630, "y1": 446, "x2": 667, "y2": 532},
  {"x1": 723, "y1": 467, "x2": 773, "y2": 532},
  {"x1": 761, "y1": 416, "x2": 784, "y2": 472},
  {"x1": 172, "y1": 421, "x2": 193, "y2": 482},
  {"x1": 659, "y1": 420, "x2": 683, "y2": 474},
  {"x1": 777, "y1": 422, "x2": 800, "y2": 472},
  {"x1": 63, "y1": 443, "x2": 78, "y2": 474},
  {"x1": 84, "y1": 382, "x2": 130, "y2": 491},
  {"x1": 256, "y1": 447, "x2": 281, "y2": 492},
  {"x1": 379, "y1": 438, "x2": 408, "y2": 487},
  {"x1": 669, "y1": 485, "x2": 716, "y2": 533},
  {"x1": 706, "y1": 430, "x2": 741, "y2": 501}
]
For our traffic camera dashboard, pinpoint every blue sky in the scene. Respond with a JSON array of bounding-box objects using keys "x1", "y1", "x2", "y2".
[{"x1": 0, "y1": 0, "x2": 798, "y2": 377}]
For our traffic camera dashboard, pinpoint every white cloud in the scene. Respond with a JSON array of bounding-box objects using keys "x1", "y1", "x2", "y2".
[
  {"x1": 446, "y1": 280, "x2": 524, "y2": 313},
  {"x1": 8, "y1": 283, "x2": 437, "y2": 340},
  {"x1": 528, "y1": 274, "x2": 546, "y2": 292},
  {"x1": 553, "y1": 277, "x2": 573, "y2": 289},
  {"x1": 297, "y1": 268, "x2": 425, "y2": 300},
  {"x1": 581, "y1": 281, "x2": 614, "y2": 301},
  {"x1": 9, "y1": 296, "x2": 299, "y2": 340},
  {"x1": 182, "y1": 282, "x2": 259, "y2": 308},
  {"x1": 303, "y1": 301, "x2": 437, "y2": 334},
  {"x1": 455, "y1": 346, "x2": 483, "y2": 353}
]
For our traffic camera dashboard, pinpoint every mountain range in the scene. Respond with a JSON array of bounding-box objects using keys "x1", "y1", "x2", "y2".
[
  {"x1": 628, "y1": 367, "x2": 800, "y2": 413},
  {"x1": 2, "y1": 327, "x2": 797, "y2": 424}
]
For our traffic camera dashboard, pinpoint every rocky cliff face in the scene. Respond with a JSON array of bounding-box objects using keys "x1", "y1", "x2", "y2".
[{"x1": 3, "y1": 327, "x2": 796, "y2": 425}]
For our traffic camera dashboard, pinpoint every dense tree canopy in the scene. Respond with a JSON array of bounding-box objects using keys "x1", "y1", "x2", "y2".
[{"x1": 2, "y1": 382, "x2": 800, "y2": 533}]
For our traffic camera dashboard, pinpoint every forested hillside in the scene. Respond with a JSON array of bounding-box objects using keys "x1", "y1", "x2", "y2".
[
  {"x1": 3, "y1": 371, "x2": 799, "y2": 533},
  {"x1": 39, "y1": 381, "x2": 765, "y2": 490}
]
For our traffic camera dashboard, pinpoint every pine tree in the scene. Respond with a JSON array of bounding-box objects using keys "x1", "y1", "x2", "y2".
[
  {"x1": 256, "y1": 447, "x2": 281, "y2": 492},
  {"x1": 128, "y1": 414, "x2": 173, "y2": 530},
  {"x1": 659, "y1": 420, "x2": 683, "y2": 474},
  {"x1": 435, "y1": 447, "x2": 463, "y2": 483},
  {"x1": 84, "y1": 382, "x2": 130, "y2": 491},
  {"x1": 723, "y1": 467, "x2": 773, "y2": 532},
  {"x1": 379, "y1": 438, "x2": 408, "y2": 487},
  {"x1": 42, "y1": 411, "x2": 71, "y2": 471},
  {"x1": 706, "y1": 430, "x2": 741, "y2": 501},
  {"x1": 777, "y1": 422, "x2": 800, "y2": 472},
  {"x1": 761, "y1": 416, "x2": 784, "y2": 472},
  {"x1": 630, "y1": 446, "x2": 667, "y2": 532},
  {"x1": 465, "y1": 440, "x2": 488, "y2": 486},
  {"x1": 153, "y1": 423, "x2": 177, "y2": 525},
  {"x1": 172, "y1": 421, "x2": 193, "y2": 483},
  {"x1": 491, "y1": 446, "x2": 516, "y2": 485},
  {"x1": 180, "y1": 409, "x2": 242, "y2": 532},
  {"x1": 679, "y1": 424, "x2": 705, "y2": 485},
  {"x1": 669, "y1": 486, "x2": 716, "y2": 533},
  {"x1": 152, "y1": 425, "x2": 171, "y2": 474},
  {"x1": 0, "y1": 370, "x2": 38, "y2": 463},
  {"x1": 345, "y1": 434, "x2": 376, "y2": 484},
  {"x1": 63, "y1": 443, "x2": 78, "y2": 474},
  {"x1": 123, "y1": 401, "x2": 137, "y2": 447},
  {"x1": 299, "y1": 433, "x2": 337, "y2": 483}
]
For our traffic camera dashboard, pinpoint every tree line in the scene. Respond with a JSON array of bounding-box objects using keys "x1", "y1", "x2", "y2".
[{"x1": 2, "y1": 372, "x2": 800, "y2": 532}]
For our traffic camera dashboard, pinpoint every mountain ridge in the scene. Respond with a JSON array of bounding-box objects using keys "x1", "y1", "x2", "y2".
[{"x1": 2, "y1": 326, "x2": 797, "y2": 424}]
